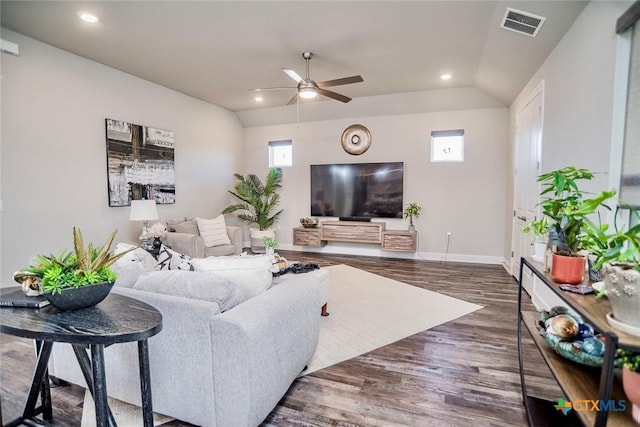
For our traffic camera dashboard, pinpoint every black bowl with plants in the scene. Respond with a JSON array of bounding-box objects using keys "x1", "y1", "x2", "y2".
[{"x1": 17, "y1": 228, "x2": 134, "y2": 311}]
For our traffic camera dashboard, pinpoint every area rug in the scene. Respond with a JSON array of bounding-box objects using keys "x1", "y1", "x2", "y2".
[
  {"x1": 81, "y1": 390, "x2": 173, "y2": 426},
  {"x1": 301, "y1": 264, "x2": 483, "y2": 375}
]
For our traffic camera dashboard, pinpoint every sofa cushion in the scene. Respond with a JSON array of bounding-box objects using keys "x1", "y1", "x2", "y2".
[
  {"x1": 171, "y1": 220, "x2": 200, "y2": 236},
  {"x1": 133, "y1": 270, "x2": 244, "y2": 312},
  {"x1": 191, "y1": 255, "x2": 272, "y2": 301},
  {"x1": 196, "y1": 215, "x2": 231, "y2": 247},
  {"x1": 157, "y1": 244, "x2": 195, "y2": 271},
  {"x1": 111, "y1": 243, "x2": 159, "y2": 288}
]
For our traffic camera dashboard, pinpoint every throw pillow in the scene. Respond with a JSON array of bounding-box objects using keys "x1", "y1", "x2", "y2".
[
  {"x1": 191, "y1": 255, "x2": 272, "y2": 301},
  {"x1": 111, "y1": 243, "x2": 159, "y2": 288},
  {"x1": 196, "y1": 215, "x2": 231, "y2": 247},
  {"x1": 157, "y1": 244, "x2": 195, "y2": 271},
  {"x1": 114, "y1": 243, "x2": 158, "y2": 270},
  {"x1": 133, "y1": 270, "x2": 244, "y2": 312}
]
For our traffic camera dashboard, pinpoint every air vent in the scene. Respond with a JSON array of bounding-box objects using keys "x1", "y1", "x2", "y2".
[{"x1": 501, "y1": 8, "x2": 546, "y2": 37}]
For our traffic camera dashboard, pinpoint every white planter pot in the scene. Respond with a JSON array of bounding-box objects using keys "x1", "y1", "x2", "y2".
[
  {"x1": 250, "y1": 228, "x2": 275, "y2": 253},
  {"x1": 604, "y1": 262, "x2": 640, "y2": 328},
  {"x1": 532, "y1": 241, "x2": 547, "y2": 263}
]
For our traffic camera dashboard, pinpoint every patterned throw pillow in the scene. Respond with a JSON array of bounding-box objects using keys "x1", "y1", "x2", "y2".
[
  {"x1": 157, "y1": 244, "x2": 195, "y2": 271},
  {"x1": 196, "y1": 215, "x2": 231, "y2": 247}
]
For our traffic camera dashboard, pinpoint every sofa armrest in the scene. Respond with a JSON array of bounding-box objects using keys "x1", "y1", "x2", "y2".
[
  {"x1": 164, "y1": 232, "x2": 205, "y2": 258},
  {"x1": 225, "y1": 226, "x2": 243, "y2": 254}
]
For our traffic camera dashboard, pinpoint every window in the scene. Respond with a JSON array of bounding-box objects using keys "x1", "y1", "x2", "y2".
[
  {"x1": 430, "y1": 129, "x2": 464, "y2": 162},
  {"x1": 268, "y1": 140, "x2": 292, "y2": 167},
  {"x1": 617, "y1": 6, "x2": 640, "y2": 209}
]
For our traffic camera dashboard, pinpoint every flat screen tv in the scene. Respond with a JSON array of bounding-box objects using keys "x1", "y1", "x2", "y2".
[{"x1": 310, "y1": 162, "x2": 404, "y2": 219}]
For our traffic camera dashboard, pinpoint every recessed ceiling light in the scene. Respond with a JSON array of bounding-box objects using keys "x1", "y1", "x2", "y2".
[
  {"x1": 79, "y1": 12, "x2": 99, "y2": 23},
  {"x1": 254, "y1": 96, "x2": 264, "y2": 102},
  {"x1": 440, "y1": 73, "x2": 452, "y2": 81}
]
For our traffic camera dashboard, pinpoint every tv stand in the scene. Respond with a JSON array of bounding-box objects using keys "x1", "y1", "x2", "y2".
[{"x1": 293, "y1": 221, "x2": 417, "y2": 252}]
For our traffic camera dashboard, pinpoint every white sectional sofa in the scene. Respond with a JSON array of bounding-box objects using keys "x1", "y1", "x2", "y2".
[{"x1": 49, "y1": 248, "x2": 329, "y2": 427}]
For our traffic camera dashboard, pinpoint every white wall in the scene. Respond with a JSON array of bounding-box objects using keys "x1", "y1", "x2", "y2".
[
  {"x1": 0, "y1": 29, "x2": 244, "y2": 285},
  {"x1": 243, "y1": 108, "x2": 509, "y2": 263},
  {"x1": 506, "y1": 1, "x2": 632, "y2": 262}
]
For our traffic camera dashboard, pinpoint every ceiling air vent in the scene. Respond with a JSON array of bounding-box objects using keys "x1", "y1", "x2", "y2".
[{"x1": 501, "y1": 8, "x2": 546, "y2": 37}]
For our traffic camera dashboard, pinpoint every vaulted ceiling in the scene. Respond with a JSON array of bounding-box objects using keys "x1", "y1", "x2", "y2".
[{"x1": 1, "y1": 1, "x2": 587, "y2": 118}]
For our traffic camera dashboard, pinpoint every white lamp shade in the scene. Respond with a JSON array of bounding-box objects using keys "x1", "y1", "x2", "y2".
[{"x1": 129, "y1": 200, "x2": 159, "y2": 221}]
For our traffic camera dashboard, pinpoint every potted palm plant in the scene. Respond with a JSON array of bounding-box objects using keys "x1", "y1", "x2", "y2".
[
  {"x1": 15, "y1": 228, "x2": 132, "y2": 311},
  {"x1": 221, "y1": 167, "x2": 283, "y2": 253},
  {"x1": 403, "y1": 202, "x2": 422, "y2": 232},
  {"x1": 534, "y1": 167, "x2": 615, "y2": 284}
]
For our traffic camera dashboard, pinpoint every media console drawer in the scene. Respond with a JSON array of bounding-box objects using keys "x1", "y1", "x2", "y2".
[
  {"x1": 320, "y1": 221, "x2": 384, "y2": 244},
  {"x1": 382, "y1": 230, "x2": 417, "y2": 252},
  {"x1": 293, "y1": 227, "x2": 325, "y2": 247}
]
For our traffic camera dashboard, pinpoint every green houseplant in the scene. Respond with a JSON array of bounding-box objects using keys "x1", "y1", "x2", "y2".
[
  {"x1": 617, "y1": 349, "x2": 640, "y2": 423},
  {"x1": 262, "y1": 236, "x2": 279, "y2": 258},
  {"x1": 17, "y1": 228, "x2": 132, "y2": 310},
  {"x1": 534, "y1": 167, "x2": 616, "y2": 284},
  {"x1": 403, "y1": 202, "x2": 422, "y2": 231},
  {"x1": 586, "y1": 204, "x2": 640, "y2": 328},
  {"x1": 221, "y1": 168, "x2": 283, "y2": 252},
  {"x1": 522, "y1": 216, "x2": 549, "y2": 262}
]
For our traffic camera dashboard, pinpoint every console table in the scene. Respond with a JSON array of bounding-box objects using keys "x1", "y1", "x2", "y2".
[
  {"x1": 0, "y1": 293, "x2": 163, "y2": 427},
  {"x1": 517, "y1": 257, "x2": 640, "y2": 426},
  {"x1": 293, "y1": 221, "x2": 417, "y2": 252}
]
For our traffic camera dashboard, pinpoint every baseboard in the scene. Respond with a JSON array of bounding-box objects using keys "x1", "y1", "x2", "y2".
[{"x1": 279, "y1": 243, "x2": 506, "y2": 265}]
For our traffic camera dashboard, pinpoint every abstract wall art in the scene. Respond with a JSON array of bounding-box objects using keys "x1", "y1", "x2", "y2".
[{"x1": 105, "y1": 118, "x2": 176, "y2": 206}]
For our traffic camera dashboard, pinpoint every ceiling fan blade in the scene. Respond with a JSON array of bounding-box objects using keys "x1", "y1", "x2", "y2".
[
  {"x1": 317, "y1": 88, "x2": 352, "y2": 103},
  {"x1": 248, "y1": 87, "x2": 296, "y2": 92},
  {"x1": 282, "y1": 68, "x2": 303, "y2": 83},
  {"x1": 286, "y1": 93, "x2": 298, "y2": 105},
  {"x1": 317, "y1": 75, "x2": 364, "y2": 88}
]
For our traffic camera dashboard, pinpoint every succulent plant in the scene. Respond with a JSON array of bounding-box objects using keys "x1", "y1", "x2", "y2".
[{"x1": 22, "y1": 228, "x2": 133, "y2": 295}]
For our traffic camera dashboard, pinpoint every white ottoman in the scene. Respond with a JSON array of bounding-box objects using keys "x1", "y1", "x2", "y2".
[{"x1": 275, "y1": 267, "x2": 330, "y2": 316}]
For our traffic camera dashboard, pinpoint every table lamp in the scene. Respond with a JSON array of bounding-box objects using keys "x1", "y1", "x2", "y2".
[{"x1": 129, "y1": 199, "x2": 159, "y2": 250}]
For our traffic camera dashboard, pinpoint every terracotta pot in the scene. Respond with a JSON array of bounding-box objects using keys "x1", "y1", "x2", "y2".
[
  {"x1": 551, "y1": 253, "x2": 586, "y2": 285},
  {"x1": 622, "y1": 366, "x2": 640, "y2": 423},
  {"x1": 604, "y1": 262, "x2": 640, "y2": 327}
]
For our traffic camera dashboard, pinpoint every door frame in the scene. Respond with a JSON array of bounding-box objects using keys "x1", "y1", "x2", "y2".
[{"x1": 510, "y1": 80, "x2": 545, "y2": 277}]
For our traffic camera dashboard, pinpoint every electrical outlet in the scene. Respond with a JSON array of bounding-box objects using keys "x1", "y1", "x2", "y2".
[{"x1": 447, "y1": 231, "x2": 452, "y2": 237}]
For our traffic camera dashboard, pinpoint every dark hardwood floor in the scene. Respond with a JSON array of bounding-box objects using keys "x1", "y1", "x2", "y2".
[{"x1": 0, "y1": 252, "x2": 560, "y2": 426}]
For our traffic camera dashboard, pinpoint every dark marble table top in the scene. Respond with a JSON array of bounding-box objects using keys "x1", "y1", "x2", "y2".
[{"x1": 0, "y1": 293, "x2": 163, "y2": 345}]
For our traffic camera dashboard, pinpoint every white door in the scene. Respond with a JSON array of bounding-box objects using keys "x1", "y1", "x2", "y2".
[{"x1": 511, "y1": 88, "x2": 543, "y2": 282}]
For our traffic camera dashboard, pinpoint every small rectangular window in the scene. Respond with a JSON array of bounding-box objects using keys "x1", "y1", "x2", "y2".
[
  {"x1": 269, "y1": 140, "x2": 292, "y2": 167},
  {"x1": 431, "y1": 129, "x2": 464, "y2": 162}
]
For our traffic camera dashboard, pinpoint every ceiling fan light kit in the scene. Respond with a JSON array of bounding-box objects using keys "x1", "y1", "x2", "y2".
[
  {"x1": 299, "y1": 86, "x2": 318, "y2": 99},
  {"x1": 252, "y1": 51, "x2": 364, "y2": 105}
]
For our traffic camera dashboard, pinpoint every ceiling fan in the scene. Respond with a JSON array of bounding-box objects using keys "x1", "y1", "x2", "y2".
[{"x1": 250, "y1": 52, "x2": 364, "y2": 105}]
